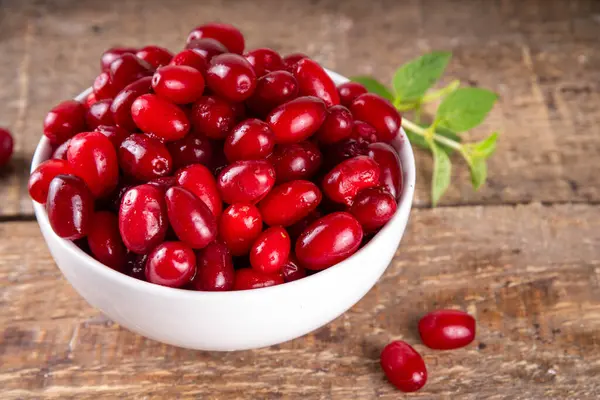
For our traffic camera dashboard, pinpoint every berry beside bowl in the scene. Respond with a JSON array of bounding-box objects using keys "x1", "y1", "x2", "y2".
[{"x1": 31, "y1": 41, "x2": 415, "y2": 351}]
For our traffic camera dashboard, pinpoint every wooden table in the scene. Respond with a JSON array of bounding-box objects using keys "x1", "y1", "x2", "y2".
[{"x1": 1, "y1": 0, "x2": 599, "y2": 398}]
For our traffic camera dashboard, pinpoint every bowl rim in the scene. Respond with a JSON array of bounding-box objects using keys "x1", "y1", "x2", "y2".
[{"x1": 31, "y1": 69, "x2": 416, "y2": 300}]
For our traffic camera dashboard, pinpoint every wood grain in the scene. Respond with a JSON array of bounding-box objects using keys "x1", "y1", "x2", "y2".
[{"x1": 2, "y1": 203, "x2": 600, "y2": 399}]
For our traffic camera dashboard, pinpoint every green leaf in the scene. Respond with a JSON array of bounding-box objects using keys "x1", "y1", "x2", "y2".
[
  {"x1": 471, "y1": 132, "x2": 498, "y2": 158},
  {"x1": 435, "y1": 88, "x2": 498, "y2": 132},
  {"x1": 429, "y1": 140, "x2": 452, "y2": 206},
  {"x1": 405, "y1": 124, "x2": 461, "y2": 155},
  {"x1": 392, "y1": 51, "x2": 452, "y2": 103},
  {"x1": 349, "y1": 76, "x2": 393, "y2": 101},
  {"x1": 469, "y1": 157, "x2": 487, "y2": 190}
]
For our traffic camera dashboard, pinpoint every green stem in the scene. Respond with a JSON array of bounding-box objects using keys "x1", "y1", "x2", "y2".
[
  {"x1": 421, "y1": 80, "x2": 460, "y2": 103},
  {"x1": 402, "y1": 118, "x2": 462, "y2": 151}
]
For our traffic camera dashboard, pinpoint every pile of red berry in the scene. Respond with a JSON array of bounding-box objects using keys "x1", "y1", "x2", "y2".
[{"x1": 29, "y1": 22, "x2": 403, "y2": 291}]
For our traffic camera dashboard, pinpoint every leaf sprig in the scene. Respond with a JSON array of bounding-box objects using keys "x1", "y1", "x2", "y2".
[{"x1": 351, "y1": 52, "x2": 499, "y2": 206}]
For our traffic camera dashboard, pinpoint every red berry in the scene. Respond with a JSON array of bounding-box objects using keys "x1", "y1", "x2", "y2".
[
  {"x1": 165, "y1": 186, "x2": 217, "y2": 249},
  {"x1": 287, "y1": 209, "x2": 322, "y2": 242},
  {"x1": 119, "y1": 184, "x2": 168, "y2": 254},
  {"x1": 152, "y1": 65, "x2": 206, "y2": 104},
  {"x1": 350, "y1": 93, "x2": 401, "y2": 143},
  {"x1": 29, "y1": 159, "x2": 74, "y2": 203},
  {"x1": 46, "y1": 175, "x2": 94, "y2": 240},
  {"x1": 191, "y1": 241, "x2": 235, "y2": 291},
  {"x1": 219, "y1": 203, "x2": 262, "y2": 256},
  {"x1": 92, "y1": 72, "x2": 117, "y2": 100},
  {"x1": 246, "y1": 70, "x2": 299, "y2": 116},
  {"x1": 111, "y1": 76, "x2": 153, "y2": 132},
  {"x1": 136, "y1": 45, "x2": 173, "y2": 69},
  {"x1": 224, "y1": 118, "x2": 275, "y2": 162},
  {"x1": 206, "y1": 54, "x2": 257, "y2": 102},
  {"x1": 148, "y1": 176, "x2": 177, "y2": 192},
  {"x1": 131, "y1": 94, "x2": 190, "y2": 141},
  {"x1": 51, "y1": 138, "x2": 71, "y2": 160},
  {"x1": 269, "y1": 141, "x2": 322, "y2": 183},
  {"x1": 43, "y1": 100, "x2": 86, "y2": 145},
  {"x1": 418, "y1": 310, "x2": 476, "y2": 350},
  {"x1": 293, "y1": 58, "x2": 340, "y2": 106},
  {"x1": 380, "y1": 341, "x2": 427, "y2": 392},
  {"x1": 175, "y1": 164, "x2": 222, "y2": 217},
  {"x1": 244, "y1": 48, "x2": 285, "y2": 77},
  {"x1": 283, "y1": 53, "x2": 309, "y2": 71},
  {"x1": 85, "y1": 93, "x2": 97, "y2": 109},
  {"x1": 315, "y1": 105, "x2": 353, "y2": 144},
  {"x1": 282, "y1": 258, "x2": 307, "y2": 282},
  {"x1": 67, "y1": 131, "x2": 119, "y2": 197},
  {"x1": 109, "y1": 53, "x2": 154, "y2": 93},
  {"x1": 349, "y1": 186, "x2": 397, "y2": 231},
  {"x1": 322, "y1": 138, "x2": 369, "y2": 170},
  {"x1": 190, "y1": 95, "x2": 237, "y2": 140},
  {"x1": 337, "y1": 82, "x2": 367, "y2": 107},
  {"x1": 185, "y1": 38, "x2": 228, "y2": 61},
  {"x1": 266, "y1": 96, "x2": 326, "y2": 144},
  {"x1": 85, "y1": 99, "x2": 114, "y2": 130},
  {"x1": 95, "y1": 125, "x2": 129, "y2": 150},
  {"x1": 119, "y1": 134, "x2": 173, "y2": 181},
  {"x1": 0, "y1": 127, "x2": 14, "y2": 167},
  {"x1": 367, "y1": 142, "x2": 403, "y2": 200},
  {"x1": 233, "y1": 268, "x2": 284, "y2": 290},
  {"x1": 145, "y1": 241, "x2": 196, "y2": 288},
  {"x1": 250, "y1": 227, "x2": 290, "y2": 274},
  {"x1": 351, "y1": 120, "x2": 378, "y2": 144},
  {"x1": 187, "y1": 23, "x2": 245, "y2": 54},
  {"x1": 322, "y1": 156, "x2": 380, "y2": 206},
  {"x1": 101, "y1": 47, "x2": 137, "y2": 72},
  {"x1": 166, "y1": 131, "x2": 213, "y2": 170},
  {"x1": 295, "y1": 212, "x2": 363, "y2": 270},
  {"x1": 87, "y1": 211, "x2": 128, "y2": 271},
  {"x1": 217, "y1": 160, "x2": 275, "y2": 204},
  {"x1": 258, "y1": 180, "x2": 321, "y2": 227},
  {"x1": 169, "y1": 49, "x2": 209, "y2": 73}
]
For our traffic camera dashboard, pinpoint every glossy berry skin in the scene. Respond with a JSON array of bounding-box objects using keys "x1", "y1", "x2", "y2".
[
  {"x1": 175, "y1": 164, "x2": 222, "y2": 217},
  {"x1": 350, "y1": 186, "x2": 397, "y2": 232},
  {"x1": 250, "y1": 227, "x2": 291, "y2": 274},
  {"x1": 322, "y1": 138, "x2": 369, "y2": 171},
  {"x1": 266, "y1": 96, "x2": 327, "y2": 144},
  {"x1": 185, "y1": 38, "x2": 228, "y2": 61},
  {"x1": 352, "y1": 120, "x2": 378, "y2": 144},
  {"x1": 46, "y1": 175, "x2": 94, "y2": 240},
  {"x1": 166, "y1": 132, "x2": 213, "y2": 170},
  {"x1": 165, "y1": 186, "x2": 217, "y2": 249},
  {"x1": 368, "y1": 142, "x2": 403, "y2": 200},
  {"x1": 224, "y1": 118, "x2": 275, "y2": 162},
  {"x1": 219, "y1": 203, "x2": 262, "y2": 256},
  {"x1": 87, "y1": 211, "x2": 128, "y2": 271},
  {"x1": 51, "y1": 139, "x2": 71, "y2": 160},
  {"x1": 85, "y1": 99, "x2": 114, "y2": 130},
  {"x1": 287, "y1": 209, "x2": 322, "y2": 241},
  {"x1": 169, "y1": 49, "x2": 209, "y2": 73},
  {"x1": 131, "y1": 94, "x2": 190, "y2": 141},
  {"x1": 418, "y1": 310, "x2": 476, "y2": 350},
  {"x1": 206, "y1": 54, "x2": 257, "y2": 102},
  {"x1": 293, "y1": 58, "x2": 340, "y2": 106},
  {"x1": 92, "y1": 72, "x2": 116, "y2": 100},
  {"x1": 111, "y1": 76, "x2": 153, "y2": 131},
  {"x1": 145, "y1": 241, "x2": 196, "y2": 288},
  {"x1": 119, "y1": 134, "x2": 173, "y2": 181},
  {"x1": 246, "y1": 70, "x2": 299, "y2": 116},
  {"x1": 270, "y1": 141, "x2": 322, "y2": 183},
  {"x1": 283, "y1": 53, "x2": 309, "y2": 71},
  {"x1": 101, "y1": 47, "x2": 137, "y2": 72},
  {"x1": 244, "y1": 48, "x2": 285, "y2": 77},
  {"x1": 109, "y1": 53, "x2": 154, "y2": 93},
  {"x1": 315, "y1": 105, "x2": 353, "y2": 144},
  {"x1": 67, "y1": 131, "x2": 119, "y2": 197},
  {"x1": 191, "y1": 241, "x2": 235, "y2": 291},
  {"x1": 29, "y1": 159, "x2": 74, "y2": 203},
  {"x1": 217, "y1": 160, "x2": 275, "y2": 204},
  {"x1": 258, "y1": 180, "x2": 321, "y2": 227},
  {"x1": 322, "y1": 156, "x2": 380, "y2": 206},
  {"x1": 96, "y1": 125, "x2": 129, "y2": 151},
  {"x1": 191, "y1": 95, "x2": 237, "y2": 140},
  {"x1": 282, "y1": 258, "x2": 307, "y2": 282},
  {"x1": 148, "y1": 176, "x2": 177, "y2": 192},
  {"x1": 136, "y1": 46, "x2": 173, "y2": 68},
  {"x1": 0, "y1": 127, "x2": 14, "y2": 167},
  {"x1": 350, "y1": 93, "x2": 402, "y2": 143},
  {"x1": 119, "y1": 184, "x2": 168, "y2": 254},
  {"x1": 337, "y1": 82, "x2": 368, "y2": 107},
  {"x1": 295, "y1": 212, "x2": 363, "y2": 270},
  {"x1": 380, "y1": 341, "x2": 427, "y2": 392},
  {"x1": 187, "y1": 23, "x2": 245, "y2": 54},
  {"x1": 43, "y1": 100, "x2": 86, "y2": 145},
  {"x1": 152, "y1": 65, "x2": 205, "y2": 104},
  {"x1": 233, "y1": 268, "x2": 284, "y2": 291},
  {"x1": 85, "y1": 92, "x2": 97, "y2": 108}
]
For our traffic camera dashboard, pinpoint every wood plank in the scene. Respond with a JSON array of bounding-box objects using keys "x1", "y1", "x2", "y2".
[
  {"x1": 0, "y1": 0, "x2": 599, "y2": 217},
  {"x1": 1, "y1": 203, "x2": 599, "y2": 398}
]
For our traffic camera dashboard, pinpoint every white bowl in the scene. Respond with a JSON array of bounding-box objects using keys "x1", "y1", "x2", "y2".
[{"x1": 31, "y1": 70, "x2": 416, "y2": 351}]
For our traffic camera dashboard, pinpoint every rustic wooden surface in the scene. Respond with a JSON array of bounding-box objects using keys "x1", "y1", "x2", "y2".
[{"x1": 1, "y1": 0, "x2": 600, "y2": 398}]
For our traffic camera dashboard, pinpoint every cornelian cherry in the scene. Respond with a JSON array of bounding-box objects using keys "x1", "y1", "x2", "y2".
[
  {"x1": 175, "y1": 164, "x2": 222, "y2": 217},
  {"x1": 349, "y1": 186, "x2": 397, "y2": 232},
  {"x1": 315, "y1": 105, "x2": 353, "y2": 144},
  {"x1": 350, "y1": 93, "x2": 401, "y2": 143},
  {"x1": 258, "y1": 180, "x2": 321, "y2": 227},
  {"x1": 206, "y1": 54, "x2": 257, "y2": 102},
  {"x1": 169, "y1": 49, "x2": 209, "y2": 73},
  {"x1": 233, "y1": 268, "x2": 284, "y2": 290},
  {"x1": 185, "y1": 38, "x2": 228, "y2": 61},
  {"x1": 266, "y1": 96, "x2": 326, "y2": 144},
  {"x1": 165, "y1": 186, "x2": 217, "y2": 249},
  {"x1": 282, "y1": 258, "x2": 307, "y2": 282},
  {"x1": 46, "y1": 175, "x2": 94, "y2": 240},
  {"x1": 187, "y1": 23, "x2": 245, "y2": 54},
  {"x1": 244, "y1": 48, "x2": 285, "y2": 77},
  {"x1": 283, "y1": 53, "x2": 309, "y2": 71},
  {"x1": 269, "y1": 141, "x2": 322, "y2": 183},
  {"x1": 367, "y1": 142, "x2": 403, "y2": 200},
  {"x1": 111, "y1": 76, "x2": 153, "y2": 131},
  {"x1": 145, "y1": 241, "x2": 196, "y2": 288},
  {"x1": 101, "y1": 47, "x2": 137, "y2": 72},
  {"x1": 418, "y1": 310, "x2": 476, "y2": 350},
  {"x1": 337, "y1": 81, "x2": 367, "y2": 107},
  {"x1": 43, "y1": 100, "x2": 86, "y2": 145},
  {"x1": 293, "y1": 58, "x2": 340, "y2": 106},
  {"x1": 136, "y1": 46, "x2": 173, "y2": 68},
  {"x1": 191, "y1": 241, "x2": 235, "y2": 291},
  {"x1": 85, "y1": 99, "x2": 114, "y2": 130},
  {"x1": 219, "y1": 203, "x2": 262, "y2": 256},
  {"x1": 224, "y1": 118, "x2": 275, "y2": 162},
  {"x1": 322, "y1": 156, "x2": 380, "y2": 206},
  {"x1": 152, "y1": 65, "x2": 205, "y2": 104},
  {"x1": 131, "y1": 94, "x2": 190, "y2": 141},
  {"x1": 380, "y1": 341, "x2": 427, "y2": 392},
  {"x1": 29, "y1": 159, "x2": 74, "y2": 203},
  {"x1": 96, "y1": 125, "x2": 129, "y2": 150},
  {"x1": 191, "y1": 95, "x2": 237, "y2": 140},
  {"x1": 166, "y1": 131, "x2": 213, "y2": 170},
  {"x1": 87, "y1": 211, "x2": 128, "y2": 271},
  {"x1": 249, "y1": 227, "x2": 291, "y2": 274},
  {"x1": 246, "y1": 70, "x2": 299, "y2": 116},
  {"x1": 217, "y1": 160, "x2": 275, "y2": 204},
  {"x1": 119, "y1": 134, "x2": 173, "y2": 181},
  {"x1": 109, "y1": 53, "x2": 154, "y2": 93}
]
